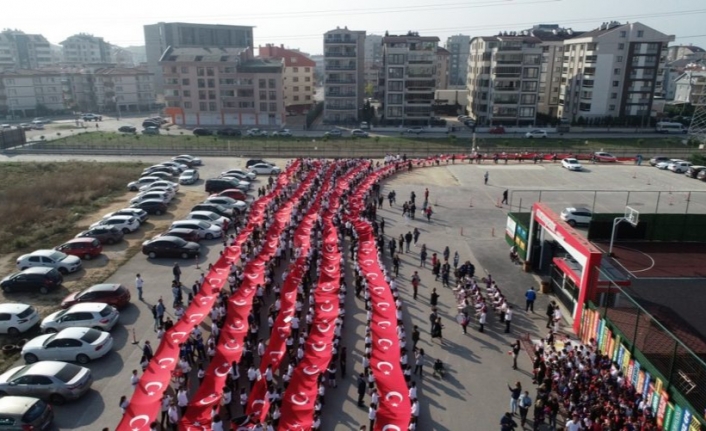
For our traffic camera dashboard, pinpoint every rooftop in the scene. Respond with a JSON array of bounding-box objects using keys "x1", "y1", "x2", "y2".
[
  {"x1": 159, "y1": 46, "x2": 247, "y2": 63},
  {"x1": 237, "y1": 59, "x2": 282, "y2": 73}
]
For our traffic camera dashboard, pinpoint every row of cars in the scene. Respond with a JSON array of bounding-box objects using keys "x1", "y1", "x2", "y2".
[
  {"x1": 193, "y1": 127, "x2": 294, "y2": 138},
  {"x1": 649, "y1": 156, "x2": 706, "y2": 180}
]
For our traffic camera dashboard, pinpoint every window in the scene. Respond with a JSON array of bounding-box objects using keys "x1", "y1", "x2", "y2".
[
  {"x1": 388, "y1": 81, "x2": 403, "y2": 91},
  {"x1": 305, "y1": 67, "x2": 311, "y2": 72},
  {"x1": 610, "y1": 93, "x2": 617, "y2": 99},
  {"x1": 199, "y1": 90, "x2": 207, "y2": 100},
  {"x1": 197, "y1": 79, "x2": 206, "y2": 88},
  {"x1": 259, "y1": 79, "x2": 266, "y2": 89},
  {"x1": 182, "y1": 78, "x2": 190, "y2": 85},
  {"x1": 305, "y1": 95, "x2": 311, "y2": 101},
  {"x1": 208, "y1": 79, "x2": 215, "y2": 88},
  {"x1": 637, "y1": 30, "x2": 644, "y2": 38},
  {"x1": 200, "y1": 102, "x2": 208, "y2": 110},
  {"x1": 293, "y1": 96, "x2": 299, "y2": 101},
  {"x1": 197, "y1": 68, "x2": 205, "y2": 77},
  {"x1": 520, "y1": 94, "x2": 536, "y2": 104},
  {"x1": 305, "y1": 77, "x2": 311, "y2": 82},
  {"x1": 387, "y1": 54, "x2": 405, "y2": 65},
  {"x1": 519, "y1": 107, "x2": 534, "y2": 117},
  {"x1": 612, "y1": 81, "x2": 619, "y2": 87},
  {"x1": 293, "y1": 67, "x2": 299, "y2": 72},
  {"x1": 521, "y1": 81, "x2": 537, "y2": 91},
  {"x1": 614, "y1": 68, "x2": 621, "y2": 75},
  {"x1": 293, "y1": 86, "x2": 299, "y2": 92},
  {"x1": 618, "y1": 43, "x2": 625, "y2": 50},
  {"x1": 268, "y1": 79, "x2": 276, "y2": 88},
  {"x1": 523, "y1": 68, "x2": 538, "y2": 78},
  {"x1": 388, "y1": 94, "x2": 403, "y2": 104},
  {"x1": 617, "y1": 56, "x2": 623, "y2": 63},
  {"x1": 181, "y1": 66, "x2": 189, "y2": 73},
  {"x1": 260, "y1": 102, "x2": 267, "y2": 111},
  {"x1": 259, "y1": 90, "x2": 267, "y2": 99},
  {"x1": 388, "y1": 67, "x2": 404, "y2": 79},
  {"x1": 206, "y1": 68, "x2": 215, "y2": 76},
  {"x1": 184, "y1": 101, "x2": 192, "y2": 109},
  {"x1": 269, "y1": 102, "x2": 277, "y2": 112},
  {"x1": 305, "y1": 86, "x2": 311, "y2": 91},
  {"x1": 209, "y1": 102, "x2": 217, "y2": 111},
  {"x1": 620, "y1": 31, "x2": 626, "y2": 38},
  {"x1": 183, "y1": 90, "x2": 191, "y2": 97},
  {"x1": 269, "y1": 90, "x2": 277, "y2": 100},
  {"x1": 208, "y1": 90, "x2": 216, "y2": 100},
  {"x1": 293, "y1": 77, "x2": 299, "y2": 82}
]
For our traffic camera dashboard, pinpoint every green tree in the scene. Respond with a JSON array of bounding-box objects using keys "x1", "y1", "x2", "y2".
[{"x1": 364, "y1": 82, "x2": 374, "y2": 98}]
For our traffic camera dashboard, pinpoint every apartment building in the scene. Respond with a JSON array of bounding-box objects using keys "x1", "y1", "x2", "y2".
[
  {"x1": 160, "y1": 46, "x2": 285, "y2": 127},
  {"x1": 323, "y1": 27, "x2": 366, "y2": 124},
  {"x1": 558, "y1": 22, "x2": 674, "y2": 123},
  {"x1": 364, "y1": 35, "x2": 384, "y2": 100},
  {"x1": 380, "y1": 33, "x2": 440, "y2": 126},
  {"x1": 258, "y1": 44, "x2": 315, "y2": 113},
  {"x1": 144, "y1": 22, "x2": 254, "y2": 95},
  {"x1": 0, "y1": 30, "x2": 52, "y2": 71},
  {"x1": 466, "y1": 34, "x2": 542, "y2": 126},
  {"x1": 435, "y1": 47, "x2": 450, "y2": 90},
  {"x1": 666, "y1": 45, "x2": 706, "y2": 62},
  {"x1": 0, "y1": 70, "x2": 64, "y2": 117},
  {"x1": 110, "y1": 46, "x2": 136, "y2": 67},
  {"x1": 673, "y1": 71, "x2": 706, "y2": 105},
  {"x1": 60, "y1": 34, "x2": 112, "y2": 64},
  {"x1": 445, "y1": 34, "x2": 470, "y2": 88}
]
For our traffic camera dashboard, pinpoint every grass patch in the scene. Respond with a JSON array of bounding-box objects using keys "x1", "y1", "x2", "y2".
[{"x1": 0, "y1": 161, "x2": 147, "y2": 254}]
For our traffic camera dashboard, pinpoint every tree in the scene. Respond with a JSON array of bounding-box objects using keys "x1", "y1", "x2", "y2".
[{"x1": 364, "y1": 82, "x2": 374, "y2": 98}]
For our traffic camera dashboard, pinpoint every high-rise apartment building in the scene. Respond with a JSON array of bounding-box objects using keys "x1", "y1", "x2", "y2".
[
  {"x1": 466, "y1": 34, "x2": 542, "y2": 126},
  {"x1": 258, "y1": 44, "x2": 316, "y2": 113},
  {"x1": 364, "y1": 34, "x2": 384, "y2": 100},
  {"x1": 436, "y1": 47, "x2": 450, "y2": 90},
  {"x1": 0, "y1": 30, "x2": 52, "y2": 71},
  {"x1": 380, "y1": 33, "x2": 439, "y2": 126},
  {"x1": 323, "y1": 27, "x2": 366, "y2": 124},
  {"x1": 144, "y1": 22, "x2": 254, "y2": 95},
  {"x1": 60, "y1": 34, "x2": 112, "y2": 64},
  {"x1": 445, "y1": 35, "x2": 470, "y2": 88},
  {"x1": 160, "y1": 46, "x2": 285, "y2": 126},
  {"x1": 558, "y1": 22, "x2": 674, "y2": 123}
]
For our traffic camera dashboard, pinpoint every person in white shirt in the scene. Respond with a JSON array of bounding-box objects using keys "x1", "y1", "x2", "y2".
[
  {"x1": 177, "y1": 387, "x2": 189, "y2": 415},
  {"x1": 211, "y1": 415, "x2": 224, "y2": 431},
  {"x1": 368, "y1": 403, "x2": 377, "y2": 430},
  {"x1": 167, "y1": 402, "x2": 179, "y2": 430},
  {"x1": 411, "y1": 398, "x2": 419, "y2": 418},
  {"x1": 409, "y1": 381, "x2": 417, "y2": 399},
  {"x1": 565, "y1": 414, "x2": 582, "y2": 431},
  {"x1": 130, "y1": 369, "x2": 139, "y2": 387}
]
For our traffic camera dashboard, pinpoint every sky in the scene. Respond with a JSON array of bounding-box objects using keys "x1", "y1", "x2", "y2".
[{"x1": 2, "y1": 0, "x2": 705, "y2": 54}]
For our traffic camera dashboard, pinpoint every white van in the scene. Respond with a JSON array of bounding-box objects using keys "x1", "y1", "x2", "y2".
[{"x1": 655, "y1": 122, "x2": 686, "y2": 134}]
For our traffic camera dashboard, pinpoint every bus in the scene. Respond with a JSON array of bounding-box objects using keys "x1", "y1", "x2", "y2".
[{"x1": 655, "y1": 122, "x2": 687, "y2": 134}]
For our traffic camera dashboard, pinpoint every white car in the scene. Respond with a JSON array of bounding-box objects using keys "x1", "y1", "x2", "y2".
[
  {"x1": 142, "y1": 164, "x2": 180, "y2": 176},
  {"x1": 246, "y1": 128, "x2": 267, "y2": 137},
  {"x1": 668, "y1": 161, "x2": 692, "y2": 173},
  {"x1": 130, "y1": 191, "x2": 170, "y2": 205},
  {"x1": 220, "y1": 177, "x2": 251, "y2": 189},
  {"x1": 204, "y1": 196, "x2": 248, "y2": 213},
  {"x1": 173, "y1": 155, "x2": 202, "y2": 166},
  {"x1": 220, "y1": 169, "x2": 257, "y2": 181},
  {"x1": 41, "y1": 303, "x2": 119, "y2": 333},
  {"x1": 560, "y1": 207, "x2": 593, "y2": 227},
  {"x1": 270, "y1": 129, "x2": 292, "y2": 137},
  {"x1": 16, "y1": 250, "x2": 82, "y2": 274},
  {"x1": 179, "y1": 169, "x2": 200, "y2": 185},
  {"x1": 89, "y1": 215, "x2": 140, "y2": 233},
  {"x1": 561, "y1": 158, "x2": 583, "y2": 171},
  {"x1": 187, "y1": 211, "x2": 229, "y2": 228},
  {"x1": 656, "y1": 159, "x2": 682, "y2": 170},
  {"x1": 525, "y1": 129, "x2": 548, "y2": 138},
  {"x1": 102, "y1": 208, "x2": 148, "y2": 224},
  {"x1": 170, "y1": 220, "x2": 223, "y2": 240},
  {"x1": 0, "y1": 304, "x2": 40, "y2": 335},
  {"x1": 139, "y1": 180, "x2": 179, "y2": 193},
  {"x1": 138, "y1": 186, "x2": 176, "y2": 200},
  {"x1": 160, "y1": 161, "x2": 188, "y2": 172},
  {"x1": 22, "y1": 327, "x2": 114, "y2": 365},
  {"x1": 127, "y1": 176, "x2": 161, "y2": 191},
  {"x1": 249, "y1": 163, "x2": 281, "y2": 175}
]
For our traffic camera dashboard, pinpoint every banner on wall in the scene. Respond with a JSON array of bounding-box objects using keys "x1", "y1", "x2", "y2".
[
  {"x1": 506, "y1": 216, "x2": 517, "y2": 239},
  {"x1": 622, "y1": 349, "x2": 631, "y2": 374},
  {"x1": 664, "y1": 402, "x2": 675, "y2": 431},
  {"x1": 632, "y1": 360, "x2": 640, "y2": 387},
  {"x1": 671, "y1": 404, "x2": 683, "y2": 431},
  {"x1": 650, "y1": 383, "x2": 660, "y2": 413},
  {"x1": 657, "y1": 390, "x2": 669, "y2": 428},
  {"x1": 514, "y1": 224, "x2": 528, "y2": 258},
  {"x1": 637, "y1": 371, "x2": 646, "y2": 397},
  {"x1": 643, "y1": 372, "x2": 652, "y2": 402},
  {"x1": 682, "y1": 408, "x2": 692, "y2": 431}
]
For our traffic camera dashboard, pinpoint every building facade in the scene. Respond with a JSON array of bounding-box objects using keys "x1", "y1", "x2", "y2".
[
  {"x1": 666, "y1": 45, "x2": 706, "y2": 62},
  {"x1": 435, "y1": 47, "x2": 450, "y2": 90},
  {"x1": 0, "y1": 30, "x2": 52, "y2": 71},
  {"x1": 0, "y1": 70, "x2": 64, "y2": 117},
  {"x1": 60, "y1": 34, "x2": 111, "y2": 64},
  {"x1": 160, "y1": 46, "x2": 285, "y2": 127},
  {"x1": 466, "y1": 34, "x2": 542, "y2": 126},
  {"x1": 258, "y1": 44, "x2": 316, "y2": 113},
  {"x1": 144, "y1": 22, "x2": 254, "y2": 95},
  {"x1": 558, "y1": 22, "x2": 674, "y2": 124},
  {"x1": 445, "y1": 34, "x2": 470, "y2": 88},
  {"x1": 364, "y1": 34, "x2": 383, "y2": 100},
  {"x1": 673, "y1": 71, "x2": 706, "y2": 105},
  {"x1": 323, "y1": 27, "x2": 366, "y2": 124}
]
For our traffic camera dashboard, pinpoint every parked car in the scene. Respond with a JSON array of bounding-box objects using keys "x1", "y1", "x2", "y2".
[
  {"x1": 525, "y1": 129, "x2": 548, "y2": 138},
  {"x1": 156, "y1": 228, "x2": 201, "y2": 243},
  {"x1": 249, "y1": 163, "x2": 281, "y2": 175},
  {"x1": 191, "y1": 203, "x2": 235, "y2": 218},
  {"x1": 159, "y1": 161, "x2": 187, "y2": 173},
  {"x1": 187, "y1": 211, "x2": 230, "y2": 229},
  {"x1": 16, "y1": 250, "x2": 82, "y2": 274},
  {"x1": 127, "y1": 176, "x2": 161, "y2": 191},
  {"x1": 169, "y1": 220, "x2": 223, "y2": 240},
  {"x1": 22, "y1": 327, "x2": 113, "y2": 364},
  {"x1": 0, "y1": 362, "x2": 93, "y2": 405},
  {"x1": 205, "y1": 178, "x2": 241, "y2": 194},
  {"x1": 179, "y1": 169, "x2": 200, "y2": 185},
  {"x1": 218, "y1": 189, "x2": 248, "y2": 201},
  {"x1": 89, "y1": 215, "x2": 140, "y2": 234},
  {"x1": 0, "y1": 268, "x2": 63, "y2": 295},
  {"x1": 324, "y1": 129, "x2": 342, "y2": 137},
  {"x1": 193, "y1": 128, "x2": 212, "y2": 136},
  {"x1": 245, "y1": 159, "x2": 269, "y2": 168},
  {"x1": 561, "y1": 158, "x2": 583, "y2": 171},
  {"x1": 142, "y1": 127, "x2": 160, "y2": 135},
  {"x1": 32, "y1": 118, "x2": 50, "y2": 125},
  {"x1": 216, "y1": 128, "x2": 241, "y2": 137},
  {"x1": 488, "y1": 126, "x2": 505, "y2": 134},
  {"x1": 142, "y1": 236, "x2": 201, "y2": 259},
  {"x1": 698, "y1": 170, "x2": 706, "y2": 181},
  {"x1": 81, "y1": 114, "x2": 102, "y2": 122},
  {"x1": 129, "y1": 191, "x2": 170, "y2": 205},
  {"x1": 118, "y1": 126, "x2": 136, "y2": 133},
  {"x1": 19, "y1": 123, "x2": 32, "y2": 130},
  {"x1": 102, "y1": 208, "x2": 149, "y2": 224},
  {"x1": 75, "y1": 226, "x2": 124, "y2": 245},
  {"x1": 173, "y1": 154, "x2": 202, "y2": 166},
  {"x1": 55, "y1": 238, "x2": 103, "y2": 261},
  {"x1": 457, "y1": 115, "x2": 470, "y2": 121},
  {"x1": 668, "y1": 161, "x2": 692, "y2": 173},
  {"x1": 360, "y1": 122, "x2": 370, "y2": 130},
  {"x1": 0, "y1": 304, "x2": 40, "y2": 335},
  {"x1": 219, "y1": 177, "x2": 250, "y2": 192},
  {"x1": 351, "y1": 129, "x2": 369, "y2": 138},
  {"x1": 220, "y1": 169, "x2": 256, "y2": 181},
  {"x1": 245, "y1": 128, "x2": 267, "y2": 137},
  {"x1": 140, "y1": 171, "x2": 174, "y2": 181},
  {"x1": 142, "y1": 165, "x2": 179, "y2": 176},
  {"x1": 141, "y1": 120, "x2": 160, "y2": 129},
  {"x1": 130, "y1": 199, "x2": 168, "y2": 215},
  {"x1": 406, "y1": 127, "x2": 424, "y2": 135},
  {"x1": 560, "y1": 207, "x2": 593, "y2": 227},
  {"x1": 139, "y1": 180, "x2": 179, "y2": 193},
  {"x1": 0, "y1": 396, "x2": 54, "y2": 428},
  {"x1": 686, "y1": 165, "x2": 706, "y2": 178},
  {"x1": 137, "y1": 186, "x2": 175, "y2": 200},
  {"x1": 146, "y1": 117, "x2": 167, "y2": 125},
  {"x1": 593, "y1": 152, "x2": 617, "y2": 162},
  {"x1": 655, "y1": 159, "x2": 683, "y2": 170},
  {"x1": 649, "y1": 156, "x2": 671, "y2": 166},
  {"x1": 61, "y1": 283, "x2": 131, "y2": 310},
  {"x1": 204, "y1": 196, "x2": 248, "y2": 213},
  {"x1": 41, "y1": 303, "x2": 119, "y2": 333}
]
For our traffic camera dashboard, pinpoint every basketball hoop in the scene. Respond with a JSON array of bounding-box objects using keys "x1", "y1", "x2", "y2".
[{"x1": 608, "y1": 206, "x2": 640, "y2": 256}]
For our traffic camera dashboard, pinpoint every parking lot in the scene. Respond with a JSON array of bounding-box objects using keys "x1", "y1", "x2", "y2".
[{"x1": 1, "y1": 154, "x2": 706, "y2": 430}]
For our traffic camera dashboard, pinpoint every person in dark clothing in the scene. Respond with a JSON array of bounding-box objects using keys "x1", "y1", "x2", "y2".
[
  {"x1": 404, "y1": 231, "x2": 413, "y2": 252},
  {"x1": 356, "y1": 374, "x2": 366, "y2": 407},
  {"x1": 172, "y1": 263, "x2": 182, "y2": 284},
  {"x1": 525, "y1": 287, "x2": 536, "y2": 312},
  {"x1": 502, "y1": 189, "x2": 509, "y2": 205},
  {"x1": 545, "y1": 301, "x2": 555, "y2": 329},
  {"x1": 430, "y1": 288, "x2": 439, "y2": 307},
  {"x1": 510, "y1": 340, "x2": 521, "y2": 370},
  {"x1": 411, "y1": 326, "x2": 420, "y2": 350},
  {"x1": 500, "y1": 412, "x2": 517, "y2": 431}
]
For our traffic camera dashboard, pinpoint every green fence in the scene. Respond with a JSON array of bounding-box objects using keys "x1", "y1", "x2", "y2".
[{"x1": 588, "y1": 213, "x2": 706, "y2": 242}]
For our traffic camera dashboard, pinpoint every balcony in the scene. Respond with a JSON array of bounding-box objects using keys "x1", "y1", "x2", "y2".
[
  {"x1": 628, "y1": 86, "x2": 652, "y2": 92},
  {"x1": 325, "y1": 78, "x2": 356, "y2": 84},
  {"x1": 493, "y1": 98, "x2": 519, "y2": 105},
  {"x1": 408, "y1": 58, "x2": 434, "y2": 64},
  {"x1": 495, "y1": 72, "x2": 521, "y2": 78},
  {"x1": 326, "y1": 92, "x2": 357, "y2": 97},
  {"x1": 494, "y1": 87, "x2": 519, "y2": 92},
  {"x1": 325, "y1": 104, "x2": 356, "y2": 110},
  {"x1": 325, "y1": 64, "x2": 357, "y2": 70},
  {"x1": 325, "y1": 37, "x2": 357, "y2": 44},
  {"x1": 406, "y1": 73, "x2": 434, "y2": 78},
  {"x1": 405, "y1": 99, "x2": 433, "y2": 105},
  {"x1": 495, "y1": 60, "x2": 522, "y2": 65},
  {"x1": 325, "y1": 51, "x2": 357, "y2": 58}
]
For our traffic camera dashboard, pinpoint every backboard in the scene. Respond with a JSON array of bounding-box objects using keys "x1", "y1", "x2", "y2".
[{"x1": 624, "y1": 206, "x2": 639, "y2": 227}]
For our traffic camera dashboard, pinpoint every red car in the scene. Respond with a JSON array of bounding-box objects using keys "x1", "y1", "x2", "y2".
[
  {"x1": 489, "y1": 126, "x2": 506, "y2": 134},
  {"x1": 593, "y1": 151, "x2": 618, "y2": 162},
  {"x1": 217, "y1": 189, "x2": 247, "y2": 201},
  {"x1": 55, "y1": 238, "x2": 103, "y2": 260},
  {"x1": 61, "y1": 283, "x2": 131, "y2": 309}
]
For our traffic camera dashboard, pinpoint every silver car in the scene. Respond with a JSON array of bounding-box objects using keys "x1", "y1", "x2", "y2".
[
  {"x1": 0, "y1": 361, "x2": 93, "y2": 405},
  {"x1": 22, "y1": 327, "x2": 114, "y2": 364},
  {"x1": 41, "y1": 303, "x2": 119, "y2": 333},
  {"x1": 0, "y1": 396, "x2": 54, "y2": 429}
]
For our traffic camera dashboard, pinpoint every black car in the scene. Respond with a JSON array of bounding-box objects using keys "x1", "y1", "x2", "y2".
[
  {"x1": 1, "y1": 267, "x2": 63, "y2": 294},
  {"x1": 205, "y1": 178, "x2": 240, "y2": 194},
  {"x1": 193, "y1": 128, "x2": 212, "y2": 136},
  {"x1": 142, "y1": 120, "x2": 160, "y2": 129},
  {"x1": 131, "y1": 199, "x2": 168, "y2": 215},
  {"x1": 217, "y1": 128, "x2": 242, "y2": 137},
  {"x1": 246, "y1": 159, "x2": 269, "y2": 168},
  {"x1": 191, "y1": 203, "x2": 235, "y2": 218},
  {"x1": 160, "y1": 228, "x2": 200, "y2": 243},
  {"x1": 118, "y1": 126, "x2": 136, "y2": 133},
  {"x1": 142, "y1": 236, "x2": 200, "y2": 259},
  {"x1": 75, "y1": 226, "x2": 124, "y2": 245}
]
